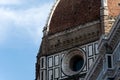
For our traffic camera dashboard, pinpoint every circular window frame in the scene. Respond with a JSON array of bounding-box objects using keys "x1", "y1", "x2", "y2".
[{"x1": 62, "y1": 49, "x2": 86, "y2": 76}]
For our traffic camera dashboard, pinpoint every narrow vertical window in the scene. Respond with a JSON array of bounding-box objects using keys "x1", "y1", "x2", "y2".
[
  {"x1": 40, "y1": 57, "x2": 46, "y2": 69},
  {"x1": 107, "y1": 56, "x2": 112, "y2": 68},
  {"x1": 54, "y1": 55, "x2": 59, "y2": 66},
  {"x1": 95, "y1": 43, "x2": 98, "y2": 54},
  {"x1": 41, "y1": 71, "x2": 43, "y2": 80},
  {"x1": 48, "y1": 70, "x2": 53, "y2": 80},
  {"x1": 48, "y1": 57, "x2": 53, "y2": 68},
  {"x1": 88, "y1": 45, "x2": 93, "y2": 56},
  {"x1": 54, "y1": 68, "x2": 59, "y2": 78},
  {"x1": 41, "y1": 58, "x2": 44, "y2": 68}
]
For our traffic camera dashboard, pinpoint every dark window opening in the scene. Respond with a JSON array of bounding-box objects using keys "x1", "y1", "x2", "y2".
[
  {"x1": 70, "y1": 55, "x2": 84, "y2": 71},
  {"x1": 107, "y1": 77, "x2": 114, "y2": 80},
  {"x1": 108, "y1": 56, "x2": 112, "y2": 68},
  {"x1": 51, "y1": 74, "x2": 53, "y2": 80},
  {"x1": 41, "y1": 71, "x2": 43, "y2": 80},
  {"x1": 41, "y1": 58, "x2": 44, "y2": 68}
]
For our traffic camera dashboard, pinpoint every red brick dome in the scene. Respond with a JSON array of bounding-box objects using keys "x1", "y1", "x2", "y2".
[{"x1": 48, "y1": 0, "x2": 101, "y2": 35}]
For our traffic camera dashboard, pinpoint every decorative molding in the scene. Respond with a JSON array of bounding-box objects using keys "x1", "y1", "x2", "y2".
[
  {"x1": 48, "y1": 20, "x2": 100, "y2": 39},
  {"x1": 48, "y1": 29, "x2": 100, "y2": 55}
]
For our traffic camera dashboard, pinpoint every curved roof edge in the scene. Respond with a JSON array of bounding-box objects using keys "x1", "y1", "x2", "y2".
[{"x1": 45, "y1": 0, "x2": 61, "y2": 35}]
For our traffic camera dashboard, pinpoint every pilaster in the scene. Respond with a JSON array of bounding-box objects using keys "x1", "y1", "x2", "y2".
[{"x1": 100, "y1": 0, "x2": 109, "y2": 35}]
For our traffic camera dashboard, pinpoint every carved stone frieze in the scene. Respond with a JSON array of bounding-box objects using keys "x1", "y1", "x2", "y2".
[{"x1": 45, "y1": 23, "x2": 101, "y2": 55}]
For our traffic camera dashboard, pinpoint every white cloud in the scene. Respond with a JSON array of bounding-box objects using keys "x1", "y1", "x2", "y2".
[{"x1": 0, "y1": 3, "x2": 53, "y2": 45}]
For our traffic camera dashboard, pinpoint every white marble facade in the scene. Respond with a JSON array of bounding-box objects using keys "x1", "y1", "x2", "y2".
[{"x1": 39, "y1": 41, "x2": 99, "y2": 80}]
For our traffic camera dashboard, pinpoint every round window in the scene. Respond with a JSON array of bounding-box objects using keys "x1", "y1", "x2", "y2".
[
  {"x1": 62, "y1": 49, "x2": 85, "y2": 76},
  {"x1": 69, "y1": 55, "x2": 84, "y2": 71}
]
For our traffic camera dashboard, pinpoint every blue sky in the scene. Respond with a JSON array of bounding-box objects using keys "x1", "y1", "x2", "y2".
[{"x1": 0, "y1": 0, "x2": 54, "y2": 80}]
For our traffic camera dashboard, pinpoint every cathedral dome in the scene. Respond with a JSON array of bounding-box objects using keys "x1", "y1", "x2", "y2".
[{"x1": 48, "y1": 0, "x2": 101, "y2": 35}]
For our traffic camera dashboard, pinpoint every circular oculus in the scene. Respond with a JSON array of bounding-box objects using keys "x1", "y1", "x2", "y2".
[{"x1": 62, "y1": 49, "x2": 85, "y2": 76}]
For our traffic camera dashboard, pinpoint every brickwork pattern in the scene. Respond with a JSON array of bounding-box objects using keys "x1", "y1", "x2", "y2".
[
  {"x1": 49, "y1": 0, "x2": 101, "y2": 35},
  {"x1": 108, "y1": 0, "x2": 120, "y2": 17}
]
